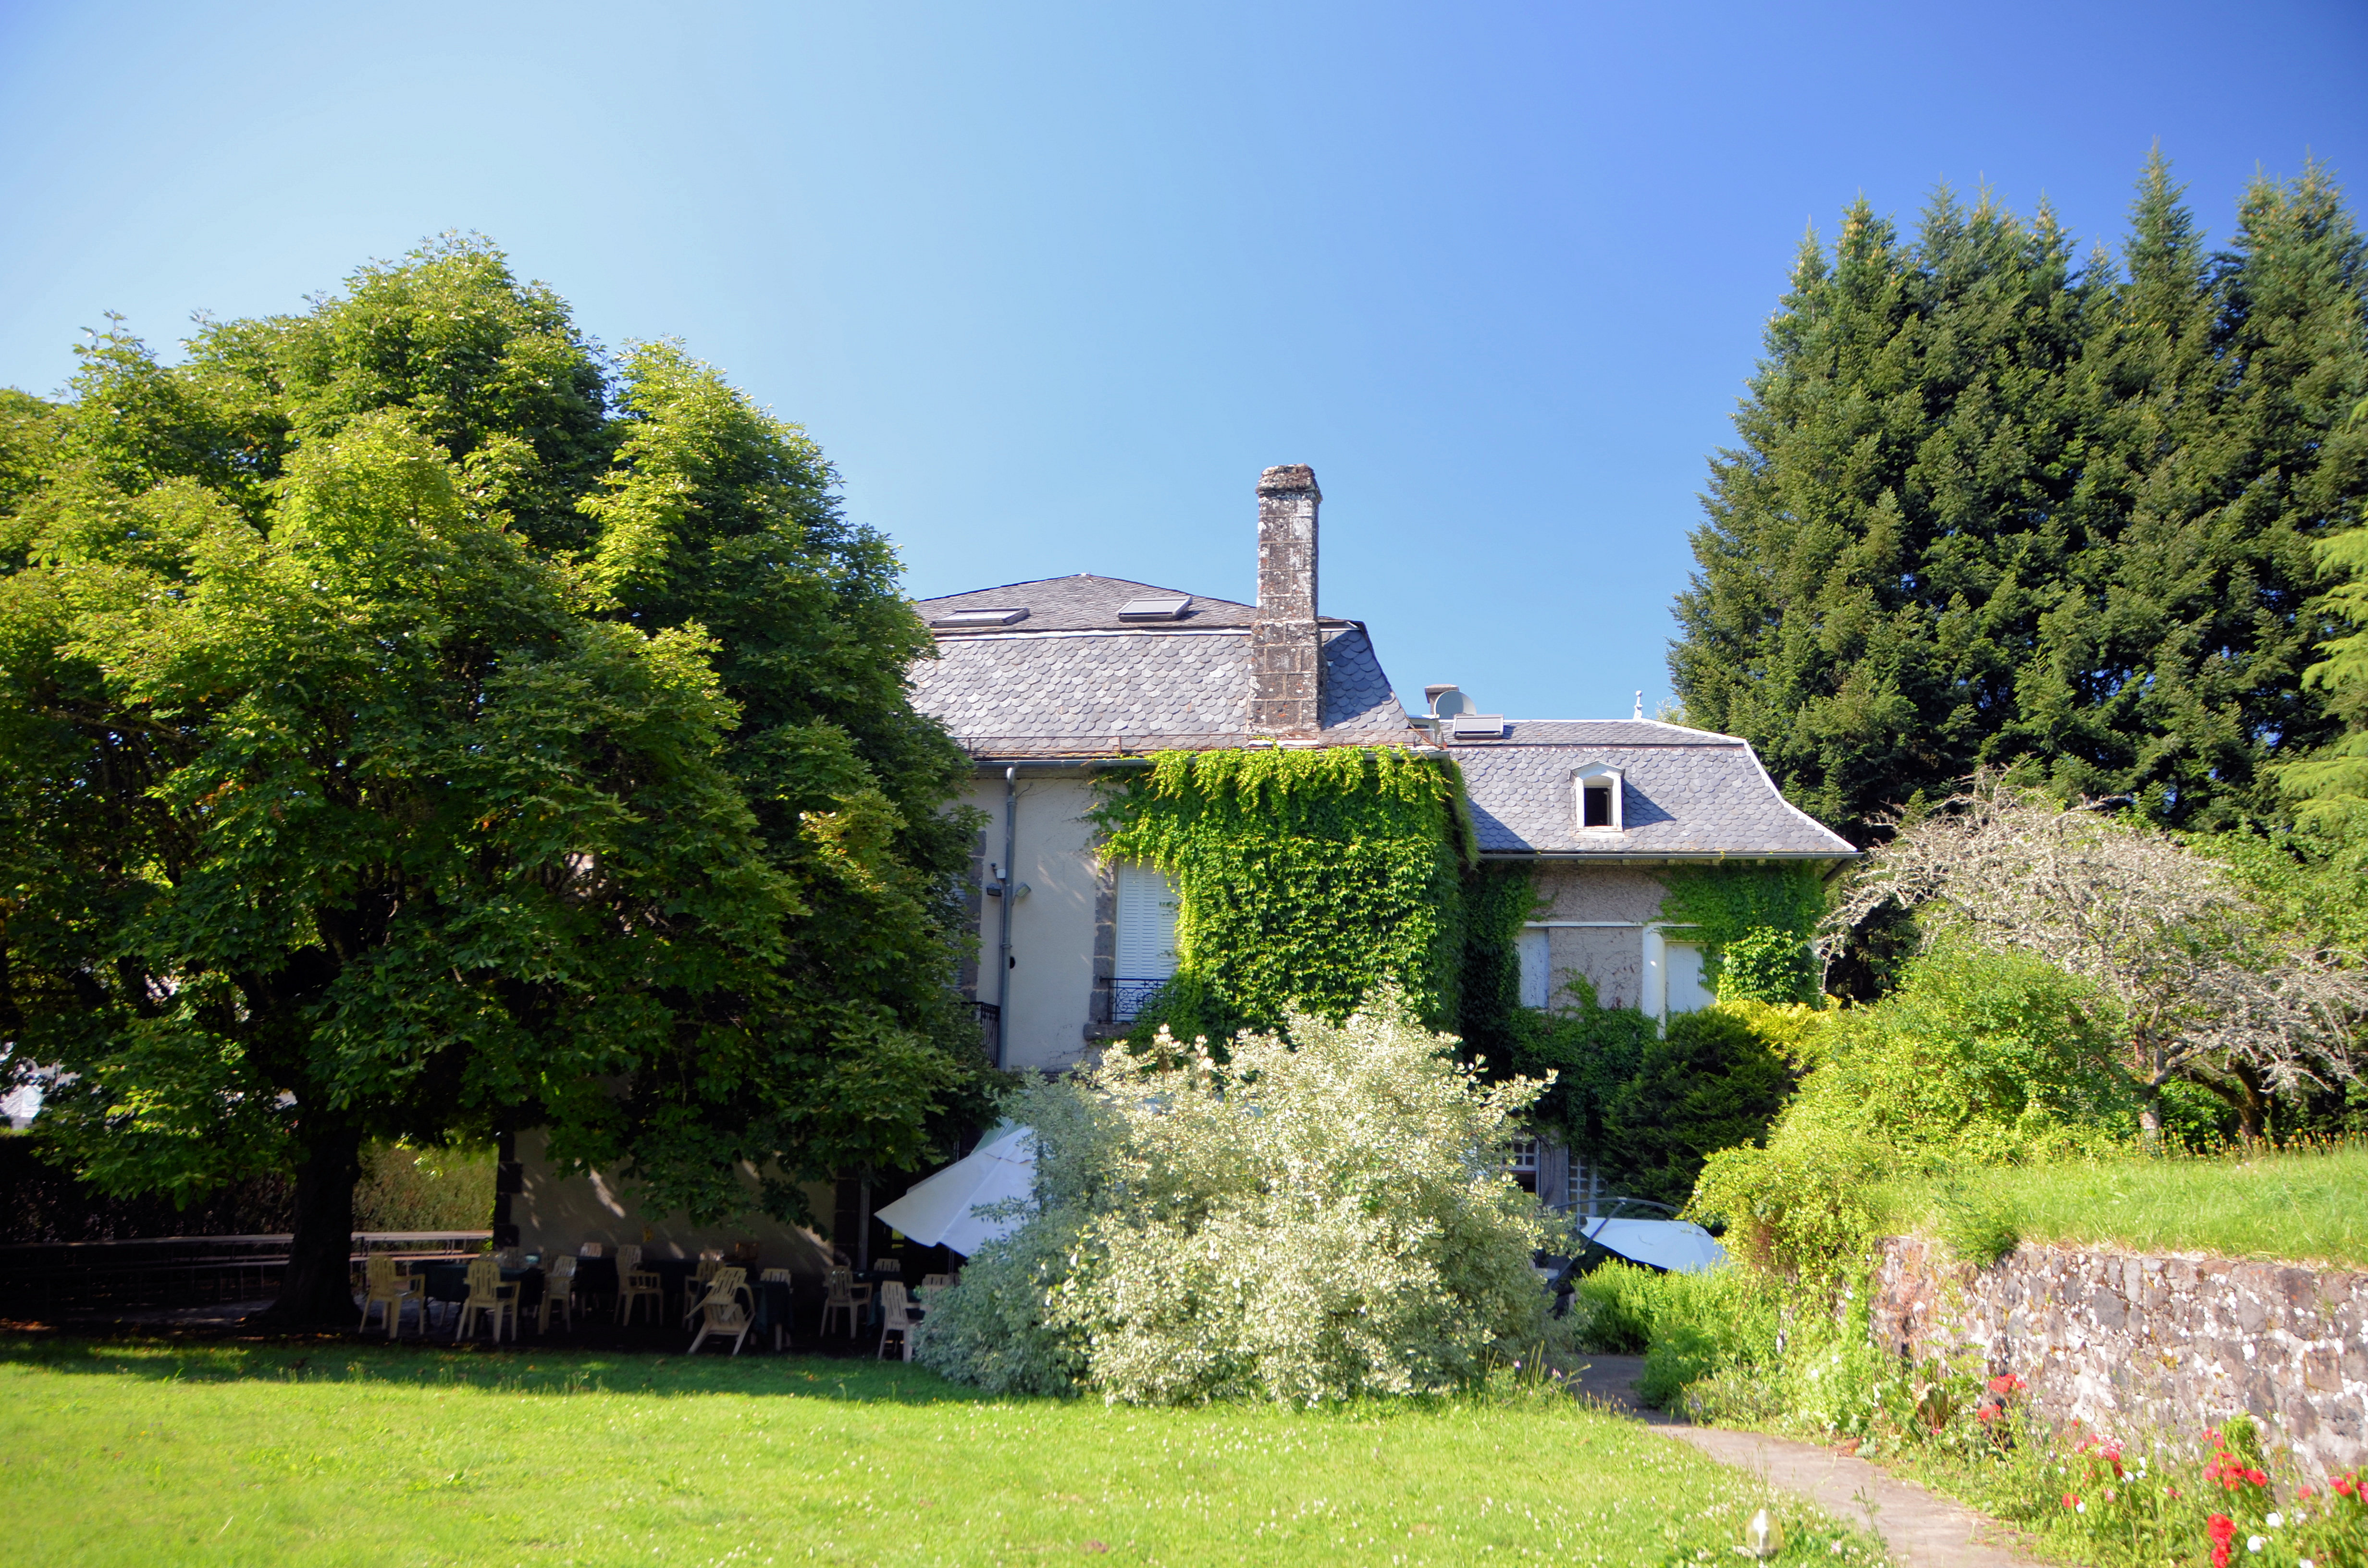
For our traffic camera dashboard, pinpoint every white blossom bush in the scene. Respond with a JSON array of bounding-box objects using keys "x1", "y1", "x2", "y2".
[{"x1": 914, "y1": 997, "x2": 1558, "y2": 1404}]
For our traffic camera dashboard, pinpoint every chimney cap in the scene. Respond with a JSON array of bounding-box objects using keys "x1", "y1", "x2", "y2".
[{"x1": 1257, "y1": 465, "x2": 1320, "y2": 498}]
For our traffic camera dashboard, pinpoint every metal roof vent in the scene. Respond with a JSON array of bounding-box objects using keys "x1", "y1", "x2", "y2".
[
  {"x1": 1117, "y1": 595, "x2": 1193, "y2": 621},
  {"x1": 930, "y1": 606, "x2": 1029, "y2": 628},
  {"x1": 1447, "y1": 713, "x2": 1507, "y2": 741}
]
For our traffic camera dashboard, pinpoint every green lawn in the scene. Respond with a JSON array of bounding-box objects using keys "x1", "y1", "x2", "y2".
[
  {"x1": 0, "y1": 1337, "x2": 1886, "y2": 1567},
  {"x1": 1879, "y1": 1141, "x2": 2368, "y2": 1267}
]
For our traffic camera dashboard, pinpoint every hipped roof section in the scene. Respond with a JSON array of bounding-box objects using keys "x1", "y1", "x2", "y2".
[
  {"x1": 909, "y1": 576, "x2": 1410, "y2": 757},
  {"x1": 1452, "y1": 721, "x2": 1857, "y2": 859}
]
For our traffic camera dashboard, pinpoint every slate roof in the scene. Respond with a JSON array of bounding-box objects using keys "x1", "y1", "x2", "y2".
[
  {"x1": 908, "y1": 612, "x2": 1410, "y2": 756},
  {"x1": 906, "y1": 580, "x2": 1850, "y2": 859},
  {"x1": 1450, "y1": 721, "x2": 1856, "y2": 859}
]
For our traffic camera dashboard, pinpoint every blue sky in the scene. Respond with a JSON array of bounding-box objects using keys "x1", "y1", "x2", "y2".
[{"x1": 3, "y1": 1, "x2": 2363, "y2": 722}]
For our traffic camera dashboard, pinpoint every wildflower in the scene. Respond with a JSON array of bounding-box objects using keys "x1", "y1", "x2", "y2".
[
  {"x1": 2209, "y1": 1513, "x2": 2237, "y2": 1568},
  {"x1": 2248, "y1": 1536, "x2": 2266, "y2": 1553},
  {"x1": 2265, "y1": 1513, "x2": 2282, "y2": 1529},
  {"x1": 2062, "y1": 1494, "x2": 2078, "y2": 1510}
]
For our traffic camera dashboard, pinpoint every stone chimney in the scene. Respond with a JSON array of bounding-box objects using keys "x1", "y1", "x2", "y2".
[{"x1": 1251, "y1": 464, "x2": 1321, "y2": 735}]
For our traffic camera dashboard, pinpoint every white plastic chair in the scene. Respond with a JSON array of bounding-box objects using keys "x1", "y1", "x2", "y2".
[
  {"x1": 818, "y1": 1266, "x2": 869, "y2": 1338},
  {"x1": 877, "y1": 1280, "x2": 919, "y2": 1361},
  {"x1": 455, "y1": 1255, "x2": 519, "y2": 1343},
  {"x1": 684, "y1": 1250, "x2": 725, "y2": 1326},
  {"x1": 538, "y1": 1253, "x2": 579, "y2": 1333},
  {"x1": 685, "y1": 1266, "x2": 754, "y2": 1356},
  {"x1": 358, "y1": 1253, "x2": 421, "y2": 1340},
  {"x1": 616, "y1": 1244, "x2": 664, "y2": 1326}
]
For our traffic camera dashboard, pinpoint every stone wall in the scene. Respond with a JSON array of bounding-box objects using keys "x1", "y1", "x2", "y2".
[{"x1": 1872, "y1": 1237, "x2": 2368, "y2": 1477}]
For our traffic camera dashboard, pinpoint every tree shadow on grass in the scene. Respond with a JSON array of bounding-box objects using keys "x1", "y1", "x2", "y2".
[{"x1": 0, "y1": 1334, "x2": 1013, "y2": 1404}]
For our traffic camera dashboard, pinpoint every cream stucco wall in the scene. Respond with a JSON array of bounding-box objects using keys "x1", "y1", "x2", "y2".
[{"x1": 964, "y1": 770, "x2": 1106, "y2": 1073}]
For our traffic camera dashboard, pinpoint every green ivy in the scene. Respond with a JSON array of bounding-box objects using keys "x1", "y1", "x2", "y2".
[
  {"x1": 1656, "y1": 861, "x2": 1829, "y2": 998},
  {"x1": 1656, "y1": 862, "x2": 1829, "y2": 945},
  {"x1": 1094, "y1": 747, "x2": 1476, "y2": 1045}
]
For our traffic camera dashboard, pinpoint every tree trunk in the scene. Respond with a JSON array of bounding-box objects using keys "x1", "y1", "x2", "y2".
[
  {"x1": 2137, "y1": 1085, "x2": 2164, "y2": 1147},
  {"x1": 253, "y1": 1118, "x2": 365, "y2": 1328},
  {"x1": 2231, "y1": 1062, "x2": 2269, "y2": 1144}
]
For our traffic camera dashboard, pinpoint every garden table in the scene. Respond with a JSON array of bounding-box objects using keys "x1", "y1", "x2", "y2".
[{"x1": 749, "y1": 1276, "x2": 795, "y2": 1341}]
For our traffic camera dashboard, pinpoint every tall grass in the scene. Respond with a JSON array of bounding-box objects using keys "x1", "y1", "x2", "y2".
[{"x1": 1877, "y1": 1140, "x2": 2368, "y2": 1267}]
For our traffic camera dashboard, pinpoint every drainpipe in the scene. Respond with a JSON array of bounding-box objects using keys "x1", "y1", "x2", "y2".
[{"x1": 993, "y1": 765, "x2": 1016, "y2": 1068}]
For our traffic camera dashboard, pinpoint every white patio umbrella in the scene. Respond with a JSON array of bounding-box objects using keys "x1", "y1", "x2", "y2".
[
  {"x1": 1578, "y1": 1217, "x2": 1727, "y2": 1274},
  {"x1": 873, "y1": 1125, "x2": 1037, "y2": 1257}
]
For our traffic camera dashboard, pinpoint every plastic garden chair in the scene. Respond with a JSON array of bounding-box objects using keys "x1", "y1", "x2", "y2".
[
  {"x1": 818, "y1": 1266, "x2": 870, "y2": 1338},
  {"x1": 876, "y1": 1281, "x2": 919, "y2": 1361},
  {"x1": 538, "y1": 1253, "x2": 579, "y2": 1333},
  {"x1": 358, "y1": 1253, "x2": 421, "y2": 1340},
  {"x1": 615, "y1": 1245, "x2": 664, "y2": 1327},
  {"x1": 685, "y1": 1267, "x2": 754, "y2": 1356},
  {"x1": 455, "y1": 1255, "x2": 519, "y2": 1343}
]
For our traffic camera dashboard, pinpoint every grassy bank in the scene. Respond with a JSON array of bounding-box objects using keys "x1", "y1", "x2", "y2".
[
  {"x1": 1875, "y1": 1141, "x2": 2368, "y2": 1267},
  {"x1": 0, "y1": 1337, "x2": 1884, "y2": 1567}
]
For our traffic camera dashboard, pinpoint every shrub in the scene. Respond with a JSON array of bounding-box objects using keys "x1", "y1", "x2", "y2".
[
  {"x1": 1602, "y1": 1006, "x2": 1796, "y2": 1207},
  {"x1": 916, "y1": 997, "x2": 1558, "y2": 1404}
]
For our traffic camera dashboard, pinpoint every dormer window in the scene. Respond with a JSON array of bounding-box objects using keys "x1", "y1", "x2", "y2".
[{"x1": 1574, "y1": 765, "x2": 1623, "y2": 830}]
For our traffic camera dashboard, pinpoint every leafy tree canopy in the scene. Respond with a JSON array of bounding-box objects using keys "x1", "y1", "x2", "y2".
[
  {"x1": 0, "y1": 237, "x2": 993, "y2": 1322},
  {"x1": 1672, "y1": 155, "x2": 2368, "y2": 842}
]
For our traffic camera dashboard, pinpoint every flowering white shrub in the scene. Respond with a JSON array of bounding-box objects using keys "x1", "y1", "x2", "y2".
[{"x1": 915, "y1": 997, "x2": 1558, "y2": 1404}]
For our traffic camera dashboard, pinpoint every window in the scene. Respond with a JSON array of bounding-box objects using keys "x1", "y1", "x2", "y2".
[
  {"x1": 1665, "y1": 940, "x2": 1715, "y2": 1014},
  {"x1": 1573, "y1": 764, "x2": 1623, "y2": 830},
  {"x1": 1517, "y1": 927, "x2": 1551, "y2": 1008},
  {"x1": 1113, "y1": 863, "x2": 1180, "y2": 1021},
  {"x1": 1507, "y1": 1136, "x2": 1539, "y2": 1192}
]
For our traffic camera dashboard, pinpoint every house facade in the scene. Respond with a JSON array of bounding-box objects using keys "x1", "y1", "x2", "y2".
[
  {"x1": 909, "y1": 465, "x2": 1853, "y2": 1080},
  {"x1": 513, "y1": 463, "x2": 1850, "y2": 1268}
]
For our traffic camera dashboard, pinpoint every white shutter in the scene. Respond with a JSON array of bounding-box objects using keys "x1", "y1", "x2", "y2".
[
  {"x1": 1517, "y1": 927, "x2": 1550, "y2": 1008},
  {"x1": 1114, "y1": 864, "x2": 1179, "y2": 1020},
  {"x1": 1115, "y1": 864, "x2": 1179, "y2": 978}
]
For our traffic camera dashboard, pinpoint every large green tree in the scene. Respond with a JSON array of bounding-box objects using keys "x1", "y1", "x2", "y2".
[
  {"x1": 1671, "y1": 156, "x2": 2368, "y2": 842},
  {"x1": 0, "y1": 239, "x2": 992, "y2": 1322}
]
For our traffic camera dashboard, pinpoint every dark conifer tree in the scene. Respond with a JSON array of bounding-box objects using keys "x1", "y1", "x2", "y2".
[{"x1": 1672, "y1": 155, "x2": 2368, "y2": 841}]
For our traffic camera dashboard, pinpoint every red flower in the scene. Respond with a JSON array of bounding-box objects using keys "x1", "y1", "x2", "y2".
[
  {"x1": 1976, "y1": 1404, "x2": 1998, "y2": 1424},
  {"x1": 2246, "y1": 1469, "x2": 2267, "y2": 1487},
  {"x1": 2062, "y1": 1493, "x2": 2078, "y2": 1510},
  {"x1": 2208, "y1": 1515, "x2": 2237, "y2": 1546},
  {"x1": 1987, "y1": 1373, "x2": 2024, "y2": 1396}
]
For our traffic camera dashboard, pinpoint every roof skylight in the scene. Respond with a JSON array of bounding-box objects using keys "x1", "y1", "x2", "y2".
[
  {"x1": 930, "y1": 607, "x2": 1030, "y2": 628},
  {"x1": 1116, "y1": 595, "x2": 1193, "y2": 621}
]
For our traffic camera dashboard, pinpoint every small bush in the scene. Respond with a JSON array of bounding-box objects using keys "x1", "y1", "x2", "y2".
[
  {"x1": 1569, "y1": 1262, "x2": 1658, "y2": 1354},
  {"x1": 1932, "y1": 1183, "x2": 2020, "y2": 1268},
  {"x1": 1602, "y1": 1007, "x2": 1795, "y2": 1208},
  {"x1": 918, "y1": 996, "x2": 1560, "y2": 1404}
]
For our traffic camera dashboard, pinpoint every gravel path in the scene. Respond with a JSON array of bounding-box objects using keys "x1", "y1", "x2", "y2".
[{"x1": 1575, "y1": 1355, "x2": 2046, "y2": 1568}]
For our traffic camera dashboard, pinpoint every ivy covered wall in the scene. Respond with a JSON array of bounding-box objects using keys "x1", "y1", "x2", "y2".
[{"x1": 1094, "y1": 747, "x2": 1477, "y2": 1046}]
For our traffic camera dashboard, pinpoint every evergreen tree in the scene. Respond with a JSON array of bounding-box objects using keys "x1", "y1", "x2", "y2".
[{"x1": 1671, "y1": 156, "x2": 2368, "y2": 841}]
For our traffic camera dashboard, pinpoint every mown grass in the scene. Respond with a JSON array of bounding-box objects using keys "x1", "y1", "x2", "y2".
[
  {"x1": 1877, "y1": 1141, "x2": 2368, "y2": 1267},
  {"x1": 0, "y1": 1336, "x2": 1887, "y2": 1567}
]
